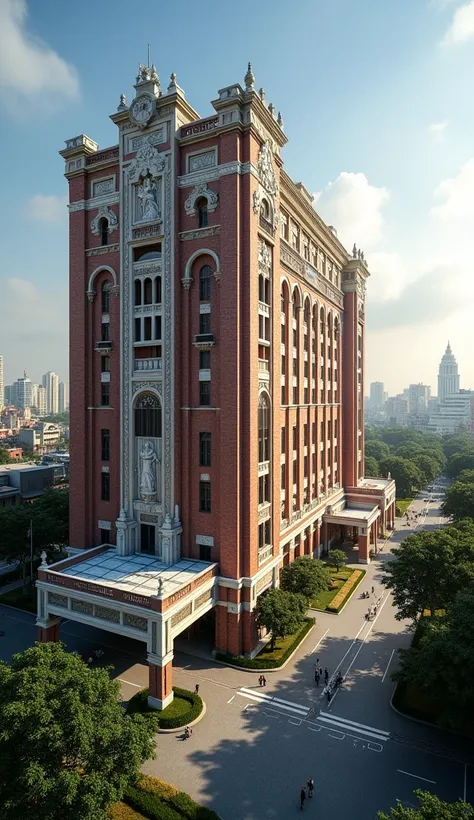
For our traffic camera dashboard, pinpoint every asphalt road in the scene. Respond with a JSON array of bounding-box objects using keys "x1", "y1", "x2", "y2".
[{"x1": 1, "y1": 476, "x2": 472, "y2": 818}]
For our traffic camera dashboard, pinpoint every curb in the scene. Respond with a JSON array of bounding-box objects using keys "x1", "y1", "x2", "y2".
[
  {"x1": 158, "y1": 700, "x2": 207, "y2": 734},
  {"x1": 212, "y1": 622, "x2": 316, "y2": 673}
]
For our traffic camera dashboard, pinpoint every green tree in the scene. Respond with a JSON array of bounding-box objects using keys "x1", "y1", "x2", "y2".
[
  {"x1": 412, "y1": 453, "x2": 439, "y2": 485},
  {"x1": 364, "y1": 456, "x2": 379, "y2": 477},
  {"x1": 0, "y1": 448, "x2": 11, "y2": 465},
  {"x1": 446, "y1": 452, "x2": 474, "y2": 480},
  {"x1": 379, "y1": 456, "x2": 423, "y2": 497},
  {"x1": 378, "y1": 790, "x2": 474, "y2": 819},
  {"x1": 443, "y1": 432, "x2": 474, "y2": 460},
  {"x1": 457, "y1": 469, "x2": 474, "y2": 484},
  {"x1": 441, "y1": 482, "x2": 474, "y2": 522},
  {"x1": 255, "y1": 588, "x2": 307, "y2": 650},
  {"x1": 394, "y1": 589, "x2": 474, "y2": 735},
  {"x1": 280, "y1": 556, "x2": 329, "y2": 602},
  {"x1": 0, "y1": 642, "x2": 158, "y2": 820},
  {"x1": 326, "y1": 549, "x2": 348, "y2": 573},
  {"x1": 365, "y1": 440, "x2": 390, "y2": 462},
  {"x1": 382, "y1": 522, "x2": 474, "y2": 620}
]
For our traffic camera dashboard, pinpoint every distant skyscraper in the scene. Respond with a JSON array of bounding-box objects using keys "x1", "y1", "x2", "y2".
[
  {"x1": 408, "y1": 383, "x2": 431, "y2": 414},
  {"x1": 4, "y1": 384, "x2": 15, "y2": 406},
  {"x1": 42, "y1": 371, "x2": 59, "y2": 415},
  {"x1": 437, "y1": 342, "x2": 460, "y2": 402},
  {"x1": 32, "y1": 384, "x2": 47, "y2": 416},
  {"x1": 370, "y1": 381, "x2": 384, "y2": 407},
  {"x1": 0, "y1": 354, "x2": 3, "y2": 408},
  {"x1": 58, "y1": 381, "x2": 69, "y2": 413},
  {"x1": 16, "y1": 371, "x2": 32, "y2": 409}
]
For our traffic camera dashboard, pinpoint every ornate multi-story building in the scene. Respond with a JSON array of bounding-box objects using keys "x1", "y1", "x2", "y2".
[
  {"x1": 437, "y1": 342, "x2": 460, "y2": 402},
  {"x1": 36, "y1": 63, "x2": 395, "y2": 709}
]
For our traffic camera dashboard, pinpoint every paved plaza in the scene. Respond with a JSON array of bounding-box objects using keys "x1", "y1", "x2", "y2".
[{"x1": 1, "y1": 477, "x2": 473, "y2": 818}]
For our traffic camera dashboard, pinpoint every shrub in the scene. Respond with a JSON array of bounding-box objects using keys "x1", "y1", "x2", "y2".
[
  {"x1": 138, "y1": 776, "x2": 179, "y2": 799},
  {"x1": 124, "y1": 779, "x2": 220, "y2": 820},
  {"x1": 124, "y1": 786, "x2": 182, "y2": 820},
  {"x1": 327, "y1": 570, "x2": 365, "y2": 613},
  {"x1": 215, "y1": 617, "x2": 314, "y2": 669},
  {"x1": 126, "y1": 687, "x2": 203, "y2": 730},
  {"x1": 108, "y1": 802, "x2": 147, "y2": 819}
]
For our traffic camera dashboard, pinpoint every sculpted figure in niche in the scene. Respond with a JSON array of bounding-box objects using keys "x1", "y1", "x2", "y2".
[
  {"x1": 139, "y1": 440, "x2": 159, "y2": 500},
  {"x1": 138, "y1": 175, "x2": 160, "y2": 222}
]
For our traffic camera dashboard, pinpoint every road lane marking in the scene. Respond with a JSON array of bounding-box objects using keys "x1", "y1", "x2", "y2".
[
  {"x1": 307, "y1": 725, "x2": 321, "y2": 733},
  {"x1": 317, "y1": 716, "x2": 388, "y2": 743},
  {"x1": 289, "y1": 718, "x2": 302, "y2": 726},
  {"x1": 397, "y1": 770, "x2": 436, "y2": 784},
  {"x1": 117, "y1": 678, "x2": 142, "y2": 688},
  {"x1": 329, "y1": 731, "x2": 345, "y2": 740},
  {"x1": 319, "y1": 711, "x2": 390, "y2": 737},
  {"x1": 227, "y1": 695, "x2": 235, "y2": 704},
  {"x1": 382, "y1": 648, "x2": 396, "y2": 683},
  {"x1": 236, "y1": 688, "x2": 310, "y2": 717},
  {"x1": 310, "y1": 627, "x2": 329, "y2": 654}
]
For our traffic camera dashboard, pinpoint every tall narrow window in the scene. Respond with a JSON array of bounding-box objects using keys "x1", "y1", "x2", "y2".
[
  {"x1": 99, "y1": 218, "x2": 109, "y2": 247},
  {"x1": 135, "y1": 318, "x2": 141, "y2": 342},
  {"x1": 134, "y1": 279, "x2": 142, "y2": 306},
  {"x1": 155, "y1": 277, "x2": 162, "y2": 304},
  {"x1": 199, "y1": 265, "x2": 212, "y2": 300},
  {"x1": 258, "y1": 394, "x2": 270, "y2": 463},
  {"x1": 101, "y1": 383, "x2": 110, "y2": 407},
  {"x1": 101, "y1": 321, "x2": 110, "y2": 342},
  {"x1": 144, "y1": 278, "x2": 153, "y2": 305},
  {"x1": 101, "y1": 429, "x2": 110, "y2": 461},
  {"x1": 199, "y1": 312, "x2": 211, "y2": 334},
  {"x1": 199, "y1": 350, "x2": 210, "y2": 369},
  {"x1": 199, "y1": 481, "x2": 211, "y2": 512},
  {"x1": 281, "y1": 427, "x2": 285, "y2": 454},
  {"x1": 101, "y1": 355, "x2": 110, "y2": 373},
  {"x1": 135, "y1": 393, "x2": 162, "y2": 437},
  {"x1": 101, "y1": 283, "x2": 110, "y2": 314},
  {"x1": 200, "y1": 381, "x2": 211, "y2": 406},
  {"x1": 199, "y1": 432, "x2": 211, "y2": 466},
  {"x1": 196, "y1": 198, "x2": 208, "y2": 228},
  {"x1": 101, "y1": 471, "x2": 110, "y2": 501}
]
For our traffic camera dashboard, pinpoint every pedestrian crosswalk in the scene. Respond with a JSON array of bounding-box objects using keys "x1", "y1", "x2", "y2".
[
  {"x1": 317, "y1": 710, "x2": 390, "y2": 743},
  {"x1": 236, "y1": 686, "x2": 311, "y2": 718}
]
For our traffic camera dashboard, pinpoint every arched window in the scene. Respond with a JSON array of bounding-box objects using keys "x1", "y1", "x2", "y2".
[
  {"x1": 144, "y1": 278, "x2": 153, "y2": 305},
  {"x1": 134, "y1": 279, "x2": 142, "y2": 306},
  {"x1": 101, "y1": 282, "x2": 110, "y2": 313},
  {"x1": 199, "y1": 265, "x2": 212, "y2": 300},
  {"x1": 258, "y1": 393, "x2": 270, "y2": 463},
  {"x1": 304, "y1": 300, "x2": 310, "y2": 326},
  {"x1": 196, "y1": 198, "x2": 208, "y2": 228},
  {"x1": 99, "y1": 217, "x2": 109, "y2": 246},
  {"x1": 292, "y1": 291, "x2": 299, "y2": 319},
  {"x1": 154, "y1": 277, "x2": 162, "y2": 304},
  {"x1": 135, "y1": 393, "x2": 162, "y2": 438},
  {"x1": 260, "y1": 199, "x2": 270, "y2": 220},
  {"x1": 320, "y1": 306, "x2": 325, "y2": 330}
]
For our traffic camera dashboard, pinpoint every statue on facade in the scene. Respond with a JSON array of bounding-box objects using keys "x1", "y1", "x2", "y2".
[
  {"x1": 139, "y1": 440, "x2": 159, "y2": 500},
  {"x1": 138, "y1": 175, "x2": 160, "y2": 222}
]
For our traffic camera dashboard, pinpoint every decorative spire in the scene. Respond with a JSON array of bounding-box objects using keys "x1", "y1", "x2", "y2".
[
  {"x1": 259, "y1": 87, "x2": 265, "y2": 101},
  {"x1": 168, "y1": 72, "x2": 177, "y2": 92},
  {"x1": 244, "y1": 62, "x2": 255, "y2": 91},
  {"x1": 352, "y1": 243, "x2": 357, "y2": 259},
  {"x1": 268, "y1": 102, "x2": 275, "y2": 117},
  {"x1": 117, "y1": 93, "x2": 127, "y2": 112},
  {"x1": 446, "y1": 340, "x2": 452, "y2": 354}
]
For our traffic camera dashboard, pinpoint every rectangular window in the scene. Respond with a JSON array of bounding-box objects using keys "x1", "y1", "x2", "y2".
[
  {"x1": 281, "y1": 386, "x2": 285, "y2": 405},
  {"x1": 199, "y1": 544, "x2": 211, "y2": 561},
  {"x1": 101, "y1": 382, "x2": 110, "y2": 407},
  {"x1": 199, "y1": 268, "x2": 211, "y2": 300},
  {"x1": 199, "y1": 350, "x2": 210, "y2": 369},
  {"x1": 293, "y1": 358, "x2": 297, "y2": 376},
  {"x1": 144, "y1": 316, "x2": 152, "y2": 341},
  {"x1": 293, "y1": 387, "x2": 297, "y2": 405},
  {"x1": 293, "y1": 329, "x2": 297, "y2": 348},
  {"x1": 258, "y1": 474, "x2": 270, "y2": 505},
  {"x1": 293, "y1": 426, "x2": 297, "y2": 449},
  {"x1": 281, "y1": 463, "x2": 286, "y2": 490},
  {"x1": 293, "y1": 459, "x2": 297, "y2": 484},
  {"x1": 304, "y1": 360, "x2": 308, "y2": 378},
  {"x1": 101, "y1": 322, "x2": 110, "y2": 342},
  {"x1": 135, "y1": 317, "x2": 141, "y2": 342},
  {"x1": 328, "y1": 420, "x2": 332, "y2": 439},
  {"x1": 155, "y1": 316, "x2": 162, "y2": 340},
  {"x1": 304, "y1": 424, "x2": 308, "y2": 446},
  {"x1": 304, "y1": 455, "x2": 308, "y2": 477},
  {"x1": 199, "y1": 381, "x2": 211, "y2": 406},
  {"x1": 258, "y1": 520, "x2": 271, "y2": 550},
  {"x1": 320, "y1": 421, "x2": 324, "y2": 440},
  {"x1": 312, "y1": 422, "x2": 316, "y2": 444},
  {"x1": 199, "y1": 432, "x2": 211, "y2": 466},
  {"x1": 101, "y1": 355, "x2": 110, "y2": 373},
  {"x1": 199, "y1": 481, "x2": 211, "y2": 513},
  {"x1": 312, "y1": 452, "x2": 316, "y2": 473},
  {"x1": 281, "y1": 323, "x2": 286, "y2": 344},
  {"x1": 99, "y1": 528, "x2": 109, "y2": 544},
  {"x1": 199, "y1": 313, "x2": 211, "y2": 334},
  {"x1": 101, "y1": 429, "x2": 110, "y2": 461},
  {"x1": 281, "y1": 427, "x2": 285, "y2": 454},
  {"x1": 281, "y1": 354, "x2": 285, "y2": 375},
  {"x1": 101, "y1": 471, "x2": 110, "y2": 501}
]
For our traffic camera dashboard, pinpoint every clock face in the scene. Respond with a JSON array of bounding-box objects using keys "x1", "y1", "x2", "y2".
[{"x1": 130, "y1": 94, "x2": 154, "y2": 125}]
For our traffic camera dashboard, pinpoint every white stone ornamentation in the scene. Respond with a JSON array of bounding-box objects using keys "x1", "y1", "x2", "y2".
[
  {"x1": 127, "y1": 138, "x2": 166, "y2": 185},
  {"x1": 252, "y1": 189, "x2": 262, "y2": 215},
  {"x1": 137, "y1": 176, "x2": 161, "y2": 222},
  {"x1": 184, "y1": 183, "x2": 219, "y2": 216},
  {"x1": 258, "y1": 239, "x2": 272, "y2": 277},
  {"x1": 257, "y1": 142, "x2": 278, "y2": 197},
  {"x1": 139, "y1": 440, "x2": 159, "y2": 501},
  {"x1": 91, "y1": 206, "x2": 118, "y2": 236}
]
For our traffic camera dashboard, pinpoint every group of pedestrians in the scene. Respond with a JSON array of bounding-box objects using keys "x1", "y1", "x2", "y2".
[
  {"x1": 300, "y1": 777, "x2": 315, "y2": 809},
  {"x1": 313, "y1": 660, "x2": 329, "y2": 688}
]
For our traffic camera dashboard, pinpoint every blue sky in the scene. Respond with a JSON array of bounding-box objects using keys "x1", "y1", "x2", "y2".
[{"x1": 1, "y1": 0, "x2": 473, "y2": 394}]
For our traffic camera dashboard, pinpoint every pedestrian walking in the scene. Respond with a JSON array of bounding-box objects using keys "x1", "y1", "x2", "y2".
[
  {"x1": 262, "y1": 675, "x2": 267, "y2": 687},
  {"x1": 324, "y1": 667, "x2": 329, "y2": 683},
  {"x1": 314, "y1": 670, "x2": 320, "y2": 687},
  {"x1": 300, "y1": 786, "x2": 306, "y2": 810},
  {"x1": 194, "y1": 684, "x2": 200, "y2": 695},
  {"x1": 326, "y1": 688, "x2": 331, "y2": 704},
  {"x1": 307, "y1": 777, "x2": 314, "y2": 798},
  {"x1": 371, "y1": 586, "x2": 375, "y2": 595}
]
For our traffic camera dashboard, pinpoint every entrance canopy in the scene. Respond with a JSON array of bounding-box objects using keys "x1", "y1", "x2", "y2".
[{"x1": 323, "y1": 504, "x2": 380, "y2": 530}]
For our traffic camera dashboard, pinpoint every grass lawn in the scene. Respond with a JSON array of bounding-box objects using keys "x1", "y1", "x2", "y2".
[
  {"x1": 257, "y1": 628, "x2": 306, "y2": 662},
  {"x1": 396, "y1": 497, "x2": 413, "y2": 517},
  {"x1": 310, "y1": 567, "x2": 352, "y2": 610},
  {"x1": 0, "y1": 586, "x2": 37, "y2": 613},
  {"x1": 158, "y1": 696, "x2": 190, "y2": 722}
]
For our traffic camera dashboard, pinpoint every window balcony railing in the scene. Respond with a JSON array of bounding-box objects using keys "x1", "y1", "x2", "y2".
[
  {"x1": 259, "y1": 214, "x2": 275, "y2": 237},
  {"x1": 95, "y1": 340, "x2": 113, "y2": 353},
  {"x1": 134, "y1": 358, "x2": 162, "y2": 372},
  {"x1": 258, "y1": 544, "x2": 273, "y2": 566}
]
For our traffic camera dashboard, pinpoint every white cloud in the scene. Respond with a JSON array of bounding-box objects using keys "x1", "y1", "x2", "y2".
[
  {"x1": 27, "y1": 194, "x2": 67, "y2": 223},
  {"x1": 442, "y1": 0, "x2": 474, "y2": 45},
  {"x1": 429, "y1": 157, "x2": 474, "y2": 269},
  {"x1": 313, "y1": 172, "x2": 389, "y2": 251},
  {"x1": 0, "y1": 0, "x2": 79, "y2": 98},
  {"x1": 428, "y1": 120, "x2": 448, "y2": 141}
]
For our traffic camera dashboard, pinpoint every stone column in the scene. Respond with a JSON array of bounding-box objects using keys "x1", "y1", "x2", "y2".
[
  {"x1": 148, "y1": 651, "x2": 174, "y2": 710},
  {"x1": 358, "y1": 530, "x2": 370, "y2": 564},
  {"x1": 215, "y1": 602, "x2": 228, "y2": 653},
  {"x1": 242, "y1": 609, "x2": 257, "y2": 656},
  {"x1": 36, "y1": 616, "x2": 60, "y2": 643},
  {"x1": 373, "y1": 524, "x2": 378, "y2": 554}
]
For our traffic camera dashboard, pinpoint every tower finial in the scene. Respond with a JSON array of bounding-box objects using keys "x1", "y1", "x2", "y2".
[
  {"x1": 147, "y1": 43, "x2": 150, "y2": 66},
  {"x1": 244, "y1": 62, "x2": 255, "y2": 91}
]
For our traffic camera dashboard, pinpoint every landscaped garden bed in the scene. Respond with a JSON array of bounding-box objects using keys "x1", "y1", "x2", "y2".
[
  {"x1": 395, "y1": 498, "x2": 413, "y2": 517},
  {"x1": 109, "y1": 776, "x2": 219, "y2": 820},
  {"x1": 126, "y1": 686, "x2": 203, "y2": 730},
  {"x1": 215, "y1": 616, "x2": 314, "y2": 669},
  {"x1": 310, "y1": 568, "x2": 365, "y2": 613}
]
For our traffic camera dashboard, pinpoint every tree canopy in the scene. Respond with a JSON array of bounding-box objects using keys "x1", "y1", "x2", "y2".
[
  {"x1": 255, "y1": 588, "x2": 306, "y2": 650},
  {"x1": 382, "y1": 522, "x2": 474, "y2": 619},
  {"x1": 326, "y1": 549, "x2": 347, "y2": 573},
  {"x1": 394, "y1": 589, "x2": 474, "y2": 735},
  {"x1": 0, "y1": 642, "x2": 158, "y2": 820},
  {"x1": 0, "y1": 489, "x2": 69, "y2": 568},
  {"x1": 378, "y1": 790, "x2": 474, "y2": 819},
  {"x1": 365, "y1": 440, "x2": 390, "y2": 462},
  {"x1": 442, "y1": 432, "x2": 474, "y2": 460},
  {"x1": 446, "y1": 452, "x2": 474, "y2": 480},
  {"x1": 364, "y1": 456, "x2": 379, "y2": 477},
  {"x1": 0, "y1": 447, "x2": 12, "y2": 464},
  {"x1": 379, "y1": 456, "x2": 423, "y2": 498},
  {"x1": 280, "y1": 556, "x2": 329, "y2": 602},
  {"x1": 457, "y1": 469, "x2": 474, "y2": 484},
  {"x1": 441, "y1": 481, "x2": 474, "y2": 522}
]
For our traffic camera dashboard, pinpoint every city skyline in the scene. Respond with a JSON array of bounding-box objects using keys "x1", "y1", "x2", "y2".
[{"x1": 1, "y1": 1, "x2": 474, "y2": 394}]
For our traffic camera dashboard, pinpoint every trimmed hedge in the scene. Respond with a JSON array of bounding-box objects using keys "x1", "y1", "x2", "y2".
[
  {"x1": 124, "y1": 779, "x2": 220, "y2": 820},
  {"x1": 109, "y1": 802, "x2": 147, "y2": 819},
  {"x1": 326, "y1": 569, "x2": 365, "y2": 613},
  {"x1": 215, "y1": 617, "x2": 315, "y2": 669},
  {"x1": 126, "y1": 686, "x2": 203, "y2": 730}
]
